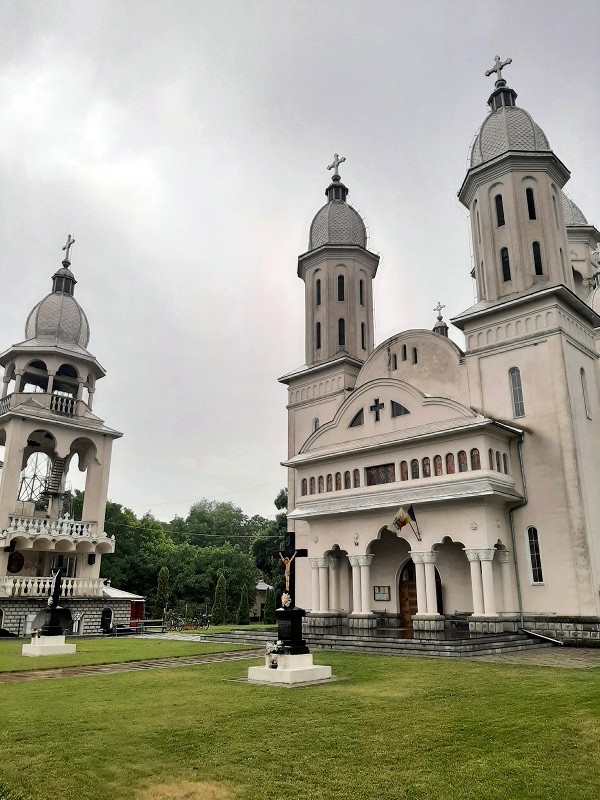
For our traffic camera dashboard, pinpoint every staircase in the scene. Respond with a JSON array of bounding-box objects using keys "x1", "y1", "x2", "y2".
[
  {"x1": 203, "y1": 628, "x2": 554, "y2": 658},
  {"x1": 44, "y1": 457, "x2": 67, "y2": 494}
]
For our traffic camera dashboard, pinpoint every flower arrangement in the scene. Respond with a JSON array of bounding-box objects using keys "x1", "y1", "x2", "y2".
[
  {"x1": 265, "y1": 640, "x2": 284, "y2": 668},
  {"x1": 280, "y1": 592, "x2": 292, "y2": 608}
]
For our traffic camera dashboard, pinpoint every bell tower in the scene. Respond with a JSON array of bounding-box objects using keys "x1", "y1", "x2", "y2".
[{"x1": 0, "y1": 237, "x2": 122, "y2": 598}]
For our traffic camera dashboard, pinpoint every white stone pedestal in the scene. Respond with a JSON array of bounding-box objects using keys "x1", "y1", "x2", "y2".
[
  {"x1": 248, "y1": 653, "x2": 332, "y2": 685},
  {"x1": 21, "y1": 635, "x2": 77, "y2": 657}
]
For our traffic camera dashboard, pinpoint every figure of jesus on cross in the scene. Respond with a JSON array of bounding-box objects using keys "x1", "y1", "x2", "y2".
[{"x1": 279, "y1": 550, "x2": 297, "y2": 592}]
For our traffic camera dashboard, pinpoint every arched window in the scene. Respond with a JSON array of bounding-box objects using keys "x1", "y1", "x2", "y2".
[
  {"x1": 315, "y1": 322, "x2": 321, "y2": 350},
  {"x1": 476, "y1": 210, "x2": 481, "y2": 243},
  {"x1": 526, "y1": 188, "x2": 536, "y2": 220},
  {"x1": 411, "y1": 459, "x2": 420, "y2": 479},
  {"x1": 422, "y1": 457, "x2": 431, "y2": 478},
  {"x1": 458, "y1": 451, "x2": 468, "y2": 472},
  {"x1": 470, "y1": 448, "x2": 481, "y2": 470},
  {"x1": 509, "y1": 367, "x2": 525, "y2": 417},
  {"x1": 353, "y1": 468, "x2": 360, "y2": 488},
  {"x1": 335, "y1": 472, "x2": 342, "y2": 491},
  {"x1": 349, "y1": 409, "x2": 364, "y2": 427},
  {"x1": 326, "y1": 474, "x2": 333, "y2": 492},
  {"x1": 315, "y1": 278, "x2": 321, "y2": 306},
  {"x1": 318, "y1": 476, "x2": 324, "y2": 493},
  {"x1": 501, "y1": 247, "x2": 511, "y2": 282},
  {"x1": 338, "y1": 318, "x2": 345, "y2": 347},
  {"x1": 359, "y1": 279, "x2": 364, "y2": 306},
  {"x1": 361, "y1": 322, "x2": 366, "y2": 350},
  {"x1": 495, "y1": 451, "x2": 501, "y2": 472},
  {"x1": 581, "y1": 368, "x2": 592, "y2": 419},
  {"x1": 344, "y1": 471, "x2": 351, "y2": 489},
  {"x1": 532, "y1": 242, "x2": 543, "y2": 275},
  {"x1": 495, "y1": 194, "x2": 505, "y2": 227},
  {"x1": 392, "y1": 353, "x2": 398, "y2": 370},
  {"x1": 301, "y1": 479, "x2": 307, "y2": 496},
  {"x1": 552, "y1": 194, "x2": 559, "y2": 228},
  {"x1": 527, "y1": 526, "x2": 544, "y2": 583},
  {"x1": 502, "y1": 453, "x2": 509, "y2": 474},
  {"x1": 402, "y1": 344, "x2": 407, "y2": 361},
  {"x1": 337, "y1": 275, "x2": 345, "y2": 301},
  {"x1": 559, "y1": 248, "x2": 566, "y2": 282},
  {"x1": 445, "y1": 453, "x2": 455, "y2": 474},
  {"x1": 400, "y1": 461, "x2": 408, "y2": 481},
  {"x1": 309, "y1": 477, "x2": 316, "y2": 495},
  {"x1": 434, "y1": 455, "x2": 443, "y2": 476},
  {"x1": 488, "y1": 449, "x2": 494, "y2": 469},
  {"x1": 412, "y1": 347, "x2": 418, "y2": 365}
]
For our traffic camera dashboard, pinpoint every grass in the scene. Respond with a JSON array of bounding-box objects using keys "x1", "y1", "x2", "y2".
[
  {"x1": 0, "y1": 637, "x2": 252, "y2": 673},
  {"x1": 172, "y1": 623, "x2": 276, "y2": 636},
  {"x1": 0, "y1": 651, "x2": 598, "y2": 800}
]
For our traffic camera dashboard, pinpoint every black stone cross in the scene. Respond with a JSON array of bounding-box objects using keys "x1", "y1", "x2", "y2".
[{"x1": 370, "y1": 398, "x2": 385, "y2": 422}]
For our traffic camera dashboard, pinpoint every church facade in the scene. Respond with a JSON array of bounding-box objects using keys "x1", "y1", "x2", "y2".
[{"x1": 280, "y1": 60, "x2": 600, "y2": 643}]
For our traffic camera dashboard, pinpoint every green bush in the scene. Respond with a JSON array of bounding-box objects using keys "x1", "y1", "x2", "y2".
[
  {"x1": 212, "y1": 571, "x2": 228, "y2": 624},
  {"x1": 236, "y1": 584, "x2": 250, "y2": 625},
  {"x1": 263, "y1": 587, "x2": 276, "y2": 624},
  {"x1": 153, "y1": 566, "x2": 169, "y2": 618}
]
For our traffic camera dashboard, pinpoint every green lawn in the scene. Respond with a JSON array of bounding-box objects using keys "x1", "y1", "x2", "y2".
[
  {"x1": 171, "y1": 623, "x2": 276, "y2": 636},
  {"x1": 0, "y1": 637, "x2": 251, "y2": 673},
  {"x1": 0, "y1": 652, "x2": 598, "y2": 800}
]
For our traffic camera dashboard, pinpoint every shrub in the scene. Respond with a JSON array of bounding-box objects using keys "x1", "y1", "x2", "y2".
[
  {"x1": 153, "y1": 566, "x2": 169, "y2": 618},
  {"x1": 263, "y1": 587, "x2": 276, "y2": 624},
  {"x1": 212, "y1": 571, "x2": 228, "y2": 625},
  {"x1": 236, "y1": 584, "x2": 250, "y2": 625}
]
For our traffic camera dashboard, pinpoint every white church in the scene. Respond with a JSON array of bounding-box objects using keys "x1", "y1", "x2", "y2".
[{"x1": 281, "y1": 58, "x2": 600, "y2": 643}]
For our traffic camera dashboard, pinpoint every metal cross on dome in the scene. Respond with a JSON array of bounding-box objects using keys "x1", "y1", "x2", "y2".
[
  {"x1": 328, "y1": 153, "x2": 346, "y2": 178},
  {"x1": 62, "y1": 234, "x2": 75, "y2": 262},
  {"x1": 485, "y1": 55, "x2": 512, "y2": 84},
  {"x1": 434, "y1": 301, "x2": 445, "y2": 318}
]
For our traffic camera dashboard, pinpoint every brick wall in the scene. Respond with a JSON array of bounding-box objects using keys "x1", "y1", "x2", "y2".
[{"x1": 0, "y1": 598, "x2": 132, "y2": 636}]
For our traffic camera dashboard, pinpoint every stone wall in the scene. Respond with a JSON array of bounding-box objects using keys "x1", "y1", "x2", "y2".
[
  {"x1": 0, "y1": 597, "x2": 132, "y2": 636},
  {"x1": 520, "y1": 615, "x2": 600, "y2": 646}
]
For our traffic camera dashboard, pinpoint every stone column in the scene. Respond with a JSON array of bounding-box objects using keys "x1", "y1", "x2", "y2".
[
  {"x1": 14, "y1": 370, "x2": 24, "y2": 393},
  {"x1": 2, "y1": 375, "x2": 11, "y2": 398},
  {"x1": 76, "y1": 378, "x2": 85, "y2": 401},
  {"x1": 479, "y1": 548, "x2": 498, "y2": 616},
  {"x1": 348, "y1": 555, "x2": 362, "y2": 614},
  {"x1": 358, "y1": 554, "x2": 374, "y2": 615},
  {"x1": 46, "y1": 371, "x2": 56, "y2": 395},
  {"x1": 409, "y1": 552, "x2": 427, "y2": 615},
  {"x1": 328, "y1": 556, "x2": 340, "y2": 611},
  {"x1": 422, "y1": 551, "x2": 438, "y2": 615},
  {"x1": 87, "y1": 386, "x2": 96, "y2": 410},
  {"x1": 465, "y1": 549, "x2": 484, "y2": 616},
  {"x1": 317, "y1": 557, "x2": 329, "y2": 613},
  {"x1": 497, "y1": 549, "x2": 516, "y2": 613},
  {"x1": 309, "y1": 558, "x2": 320, "y2": 613}
]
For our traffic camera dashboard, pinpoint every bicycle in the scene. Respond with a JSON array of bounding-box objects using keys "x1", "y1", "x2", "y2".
[
  {"x1": 165, "y1": 613, "x2": 185, "y2": 632},
  {"x1": 192, "y1": 613, "x2": 211, "y2": 630}
]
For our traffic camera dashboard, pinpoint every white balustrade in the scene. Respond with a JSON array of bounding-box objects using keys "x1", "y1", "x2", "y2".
[
  {"x1": 50, "y1": 394, "x2": 76, "y2": 415},
  {"x1": 7, "y1": 514, "x2": 99, "y2": 539},
  {"x1": 0, "y1": 392, "x2": 77, "y2": 416},
  {"x1": 0, "y1": 575, "x2": 105, "y2": 598},
  {"x1": 0, "y1": 394, "x2": 11, "y2": 415}
]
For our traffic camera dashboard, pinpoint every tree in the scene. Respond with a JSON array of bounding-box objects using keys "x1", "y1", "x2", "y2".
[
  {"x1": 236, "y1": 584, "x2": 250, "y2": 625},
  {"x1": 153, "y1": 566, "x2": 169, "y2": 618},
  {"x1": 212, "y1": 571, "x2": 228, "y2": 624},
  {"x1": 252, "y1": 488, "x2": 287, "y2": 591},
  {"x1": 263, "y1": 587, "x2": 276, "y2": 624}
]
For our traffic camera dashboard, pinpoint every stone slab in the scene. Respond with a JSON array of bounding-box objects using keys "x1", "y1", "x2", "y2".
[
  {"x1": 247, "y1": 664, "x2": 333, "y2": 684},
  {"x1": 21, "y1": 635, "x2": 77, "y2": 657}
]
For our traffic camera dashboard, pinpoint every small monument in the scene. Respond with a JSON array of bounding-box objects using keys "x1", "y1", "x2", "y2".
[
  {"x1": 247, "y1": 533, "x2": 332, "y2": 685},
  {"x1": 22, "y1": 568, "x2": 77, "y2": 657}
]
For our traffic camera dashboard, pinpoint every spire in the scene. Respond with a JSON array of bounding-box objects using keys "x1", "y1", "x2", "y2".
[
  {"x1": 52, "y1": 234, "x2": 77, "y2": 296},
  {"x1": 432, "y1": 301, "x2": 449, "y2": 337},
  {"x1": 325, "y1": 153, "x2": 349, "y2": 201},
  {"x1": 485, "y1": 54, "x2": 517, "y2": 111}
]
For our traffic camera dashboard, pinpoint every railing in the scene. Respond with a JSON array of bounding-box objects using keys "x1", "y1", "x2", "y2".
[
  {"x1": 0, "y1": 392, "x2": 80, "y2": 417},
  {"x1": 50, "y1": 394, "x2": 76, "y2": 415},
  {"x1": 0, "y1": 575, "x2": 105, "y2": 598},
  {"x1": 0, "y1": 395, "x2": 11, "y2": 415},
  {"x1": 7, "y1": 515, "x2": 99, "y2": 539}
]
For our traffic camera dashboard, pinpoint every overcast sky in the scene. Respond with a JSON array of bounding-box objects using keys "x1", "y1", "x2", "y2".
[{"x1": 0, "y1": 1, "x2": 598, "y2": 522}]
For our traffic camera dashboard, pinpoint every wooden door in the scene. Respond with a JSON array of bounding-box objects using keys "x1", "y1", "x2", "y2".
[{"x1": 398, "y1": 561, "x2": 417, "y2": 628}]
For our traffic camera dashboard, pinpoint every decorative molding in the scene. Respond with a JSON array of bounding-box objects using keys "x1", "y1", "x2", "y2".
[
  {"x1": 358, "y1": 554, "x2": 374, "y2": 567},
  {"x1": 496, "y1": 549, "x2": 511, "y2": 563},
  {"x1": 348, "y1": 555, "x2": 360, "y2": 568},
  {"x1": 464, "y1": 548, "x2": 481, "y2": 562}
]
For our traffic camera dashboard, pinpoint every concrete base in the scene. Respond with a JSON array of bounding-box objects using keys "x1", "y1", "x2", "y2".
[
  {"x1": 247, "y1": 653, "x2": 332, "y2": 685},
  {"x1": 412, "y1": 614, "x2": 445, "y2": 632},
  {"x1": 21, "y1": 635, "x2": 77, "y2": 657},
  {"x1": 468, "y1": 617, "x2": 504, "y2": 635},
  {"x1": 348, "y1": 613, "x2": 377, "y2": 631}
]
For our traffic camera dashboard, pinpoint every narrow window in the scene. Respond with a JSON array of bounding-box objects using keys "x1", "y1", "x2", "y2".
[
  {"x1": 335, "y1": 473, "x2": 341, "y2": 491},
  {"x1": 359, "y1": 279, "x2": 364, "y2": 306},
  {"x1": 422, "y1": 457, "x2": 431, "y2": 478},
  {"x1": 326, "y1": 474, "x2": 333, "y2": 492},
  {"x1": 559, "y1": 248, "x2": 566, "y2": 282},
  {"x1": 337, "y1": 274, "x2": 345, "y2": 301},
  {"x1": 353, "y1": 468, "x2": 360, "y2": 488},
  {"x1": 501, "y1": 247, "x2": 511, "y2": 282},
  {"x1": 412, "y1": 347, "x2": 418, "y2": 365},
  {"x1": 392, "y1": 353, "x2": 398, "y2": 370},
  {"x1": 309, "y1": 477, "x2": 316, "y2": 495},
  {"x1": 366, "y1": 463, "x2": 396, "y2": 486},
  {"x1": 488, "y1": 449, "x2": 494, "y2": 469},
  {"x1": 313, "y1": 418, "x2": 319, "y2": 432},
  {"x1": 301, "y1": 479, "x2": 307, "y2": 496},
  {"x1": 502, "y1": 453, "x2": 509, "y2": 474},
  {"x1": 458, "y1": 451, "x2": 468, "y2": 472},
  {"x1": 361, "y1": 322, "x2": 366, "y2": 350},
  {"x1": 349, "y1": 409, "x2": 364, "y2": 428},
  {"x1": 495, "y1": 194, "x2": 505, "y2": 227},
  {"x1": 318, "y1": 476, "x2": 324, "y2": 493},
  {"x1": 552, "y1": 194, "x2": 559, "y2": 228},
  {"x1": 527, "y1": 526, "x2": 544, "y2": 583},
  {"x1": 581, "y1": 368, "x2": 592, "y2": 419},
  {"x1": 338, "y1": 318, "x2": 345, "y2": 347},
  {"x1": 411, "y1": 459, "x2": 420, "y2": 479},
  {"x1": 315, "y1": 322, "x2": 321, "y2": 350},
  {"x1": 476, "y1": 211, "x2": 481, "y2": 243},
  {"x1": 434, "y1": 455, "x2": 443, "y2": 476},
  {"x1": 446, "y1": 453, "x2": 455, "y2": 474},
  {"x1": 509, "y1": 367, "x2": 525, "y2": 417},
  {"x1": 533, "y1": 242, "x2": 543, "y2": 275},
  {"x1": 315, "y1": 278, "x2": 321, "y2": 306},
  {"x1": 344, "y1": 471, "x2": 351, "y2": 489},
  {"x1": 526, "y1": 188, "x2": 536, "y2": 220},
  {"x1": 495, "y1": 451, "x2": 501, "y2": 472},
  {"x1": 402, "y1": 345, "x2": 407, "y2": 361},
  {"x1": 400, "y1": 461, "x2": 408, "y2": 481},
  {"x1": 470, "y1": 448, "x2": 481, "y2": 470}
]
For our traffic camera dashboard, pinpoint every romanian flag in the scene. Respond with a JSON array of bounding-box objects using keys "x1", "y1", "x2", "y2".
[{"x1": 393, "y1": 507, "x2": 411, "y2": 530}]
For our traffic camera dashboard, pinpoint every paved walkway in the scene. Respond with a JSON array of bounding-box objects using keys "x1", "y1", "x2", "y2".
[
  {"x1": 471, "y1": 647, "x2": 600, "y2": 668},
  {"x1": 0, "y1": 649, "x2": 262, "y2": 684}
]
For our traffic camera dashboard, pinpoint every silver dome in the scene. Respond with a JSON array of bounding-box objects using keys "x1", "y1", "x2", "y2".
[
  {"x1": 470, "y1": 106, "x2": 550, "y2": 168},
  {"x1": 25, "y1": 292, "x2": 90, "y2": 348},
  {"x1": 586, "y1": 286, "x2": 600, "y2": 318},
  {"x1": 309, "y1": 200, "x2": 367, "y2": 250},
  {"x1": 561, "y1": 192, "x2": 588, "y2": 226}
]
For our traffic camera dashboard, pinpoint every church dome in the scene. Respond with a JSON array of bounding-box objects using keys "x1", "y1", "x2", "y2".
[
  {"x1": 586, "y1": 286, "x2": 600, "y2": 318},
  {"x1": 25, "y1": 292, "x2": 90, "y2": 348},
  {"x1": 309, "y1": 200, "x2": 367, "y2": 250},
  {"x1": 561, "y1": 192, "x2": 588, "y2": 226},
  {"x1": 470, "y1": 105, "x2": 551, "y2": 168}
]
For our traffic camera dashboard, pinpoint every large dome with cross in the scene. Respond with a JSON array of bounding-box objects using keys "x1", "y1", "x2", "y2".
[{"x1": 308, "y1": 154, "x2": 367, "y2": 251}]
